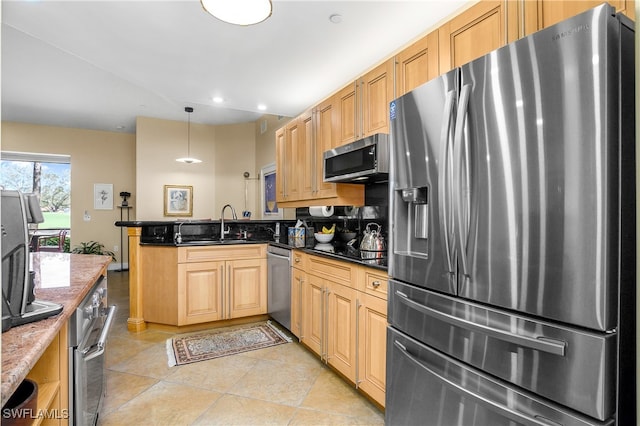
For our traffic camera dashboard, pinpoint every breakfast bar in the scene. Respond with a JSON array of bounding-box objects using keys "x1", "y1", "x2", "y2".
[{"x1": 1, "y1": 253, "x2": 111, "y2": 415}]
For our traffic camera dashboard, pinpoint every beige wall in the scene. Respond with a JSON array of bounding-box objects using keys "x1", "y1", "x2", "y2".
[
  {"x1": 1, "y1": 121, "x2": 136, "y2": 267},
  {"x1": 136, "y1": 116, "x2": 264, "y2": 220}
]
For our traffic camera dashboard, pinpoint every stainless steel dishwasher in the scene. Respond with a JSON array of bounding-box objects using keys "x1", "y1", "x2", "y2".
[{"x1": 267, "y1": 244, "x2": 291, "y2": 331}]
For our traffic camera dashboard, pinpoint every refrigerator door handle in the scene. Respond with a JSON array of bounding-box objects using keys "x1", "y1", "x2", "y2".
[
  {"x1": 392, "y1": 340, "x2": 563, "y2": 426},
  {"x1": 438, "y1": 89, "x2": 456, "y2": 273},
  {"x1": 453, "y1": 83, "x2": 472, "y2": 277},
  {"x1": 394, "y1": 290, "x2": 567, "y2": 356}
]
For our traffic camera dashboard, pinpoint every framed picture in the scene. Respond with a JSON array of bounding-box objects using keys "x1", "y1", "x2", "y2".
[
  {"x1": 164, "y1": 185, "x2": 193, "y2": 217},
  {"x1": 94, "y1": 183, "x2": 113, "y2": 210},
  {"x1": 260, "y1": 163, "x2": 282, "y2": 219}
]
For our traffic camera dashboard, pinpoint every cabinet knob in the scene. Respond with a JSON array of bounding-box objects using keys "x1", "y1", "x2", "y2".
[
  {"x1": 295, "y1": 257, "x2": 300, "y2": 263},
  {"x1": 372, "y1": 280, "x2": 381, "y2": 288}
]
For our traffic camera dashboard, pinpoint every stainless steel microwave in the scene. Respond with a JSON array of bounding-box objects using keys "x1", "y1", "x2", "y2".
[{"x1": 323, "y1": 133, "x2": 389, "y2": 183}]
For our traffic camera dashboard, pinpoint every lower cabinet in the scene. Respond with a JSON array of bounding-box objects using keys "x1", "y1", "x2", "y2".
[
  {"x1": 178, "y1": 257, "x2": 267, "y2": 325},
  {"x1": 357, "y1": 292, "x2": 387, "y2": 406},
  {"x1": 142, "y1": 244, "x2": 267, "y2": 326},
  {"x1": 295, "y1": 251, "x2": 388, "y2": 407}
]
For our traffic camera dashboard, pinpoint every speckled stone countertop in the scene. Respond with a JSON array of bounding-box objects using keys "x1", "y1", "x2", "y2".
[{"x1": 1, "y1": 253, "x2": 111, "y2": 407}]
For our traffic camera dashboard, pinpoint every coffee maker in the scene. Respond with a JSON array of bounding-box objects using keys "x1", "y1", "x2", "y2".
[{"x1": 2, "y1": 190, "x2": 63, "y2": 332}]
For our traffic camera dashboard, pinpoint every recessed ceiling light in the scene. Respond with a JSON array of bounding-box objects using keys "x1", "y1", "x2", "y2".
[
  {"x1": 257, "y1": 104, "x2": 267, "y2": 111},
  {"x1": 213, "y1": 97, "x2": 224, "y2": 103},
  {"x1": 329, "y1": 14, "x2": 342, "y2": 24}
]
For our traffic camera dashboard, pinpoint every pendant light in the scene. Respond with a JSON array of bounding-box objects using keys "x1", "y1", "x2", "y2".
[
  {"x1": 200, "y1": 0, "x2": 272, "y2": 26},
  {"x1": 176, "y1": 107, "x2": 202, "y2": 164}
]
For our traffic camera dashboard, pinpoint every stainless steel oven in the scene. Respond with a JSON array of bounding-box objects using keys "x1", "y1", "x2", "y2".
[{"x1": 68, "y1": 275, "x2": 117, "y2": 426}]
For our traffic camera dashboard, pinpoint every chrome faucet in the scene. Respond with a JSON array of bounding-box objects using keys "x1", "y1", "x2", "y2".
[{"x1": 220, "y1": 204, "x2": 237, "y2": 240}]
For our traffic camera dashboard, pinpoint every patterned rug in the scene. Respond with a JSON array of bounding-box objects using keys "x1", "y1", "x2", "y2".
[{"x1": 166, "y1": 321, "x2": 291, "y2": 367}]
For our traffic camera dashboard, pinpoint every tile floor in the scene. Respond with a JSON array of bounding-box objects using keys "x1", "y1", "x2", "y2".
[{"x1": 98, "y1": 271, "x2": 385, "y2": 425}]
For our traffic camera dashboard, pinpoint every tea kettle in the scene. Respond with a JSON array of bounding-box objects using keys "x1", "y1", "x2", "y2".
[{"x1": 359, "y1": 222, "x2": 386, "y2": 259}]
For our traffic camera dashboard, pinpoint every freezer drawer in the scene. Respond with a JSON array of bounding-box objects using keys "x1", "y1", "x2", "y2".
[
  {"x1": 386, "y1": 327, "x2": 613, "y2": 426},
  {"x1": 388, "y1": 279, "x2": 616, "y2": 421}
]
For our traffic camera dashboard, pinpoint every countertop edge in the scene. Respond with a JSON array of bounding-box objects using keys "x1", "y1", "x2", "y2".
[{"x1": 1, "y1": 253, "x2": 111, "y2": 407}]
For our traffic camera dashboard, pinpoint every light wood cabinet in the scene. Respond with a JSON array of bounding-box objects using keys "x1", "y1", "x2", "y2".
[
  {"x1": 275, "y1": 119, "x2": 302, "y2": 203},
  {"x1": 526, "y1": 0, "x2": 635, "y2": 33},
  {"x1": 439, "y1": 1, "x2": 518, "y2": 74},
  {"x1": 326, "y1": 280, "x2": 358, "y2": 381},
  {"x1": 142, "y1": 244, "x2": 267, "y2": 326},
  {"x1": 276, "y1": 99, "x2": 364, "y2": 207},
  {"x1": 395, "y1": 29, "x2": 440, "y2": 98},
  {"x1": 337, "y1": 58, "x2": 395, "y2": 146},
  {"x1": 227, "y1": 258, "x2": 267, "y2": 319},
  {"x1": 178, "y1": 260, "x2": 224, "y2": 324},
  {"x1": 26, "y1": 322, "x2": 69, "y2": 426},
  {"x1": 297, "y1": 252, "x2": 388, "y2": 406},
  {"x1": 357, "y1": 291, "x2": 387, "y2": 407},
  {"x1": 302, "y1": 272, "x2": 324, "y2": 356},
  {"x1": 290, "y1": 265, "x2": 305, "y2": 339}
]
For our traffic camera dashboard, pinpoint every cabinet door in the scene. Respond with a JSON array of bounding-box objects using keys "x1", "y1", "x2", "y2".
[
  {"x1": 531, "y1": 0, "x2": 635, "y2": 31},
  {"x1": 284, "y1": 119, "x2": 302, "y2": 201},
  {"x1": 336, "y1": 82, "x2": 358, "y2": 146},
  {"x1": 315, "y1": 97, "x2": 339, "y2": 198},
  {"x1": 227, "y1": 258, "x2": 267, "y2": 319},
  {"x1": 395, "y1": 30, "x2": 439, "y2": 98},
  {"x1": 291, "y1": 267, "x2": 305, "y2": 339},
  {"x1": 360, "y1": 58, "x2": 394, "y2": 138},
  {"x1": 275, "y1": 126, "x2": 287, "y2": 202},
  {"x1": 300, "y1": 109, "x2": 316, "y2": 200},
  {"x1": 357, "y1": 292, "x2": 387, "y2": 407},
  {"x1": 178, "y1": 261, "x2": 224, "y2": 325},
  {"x1": 302, "y1": 273, "x2": 324, "y2": 357},
  {"x1": 327, "y1": 281, "x2": 357, "y2": 381},
  {"x1": 439, "y1": 1, "x2": 513, "y2": 74}
]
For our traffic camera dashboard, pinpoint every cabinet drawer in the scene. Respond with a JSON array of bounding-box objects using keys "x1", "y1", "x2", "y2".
[
  {"x1": 178, "y1": 244, "x2": 266, "y2": 263},
  {"x1": 360, "y1": 267, "x2": 388, "y2": 300},
  {"x1": 306, "y1": 254, "x2": 357, "y2": 288},
  {"x1": 292, "y1": 250, "x2": 306, "y2": 270}
]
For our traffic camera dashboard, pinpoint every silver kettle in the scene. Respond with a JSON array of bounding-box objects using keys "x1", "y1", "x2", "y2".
[{"x1": 359, "y1": 222, "x2": 386, "y2": 259}]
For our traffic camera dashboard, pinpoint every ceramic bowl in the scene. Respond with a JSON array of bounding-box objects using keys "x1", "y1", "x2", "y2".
[{"x1": 314, "y1": 232, "x2": 335, "y2": 243}]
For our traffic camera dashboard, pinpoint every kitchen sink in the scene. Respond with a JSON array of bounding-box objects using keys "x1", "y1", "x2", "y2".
[{"x1": 177, "y1": 238, "x2": 254, "y2": 246}]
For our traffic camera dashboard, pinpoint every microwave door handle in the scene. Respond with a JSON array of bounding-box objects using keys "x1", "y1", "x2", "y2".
[
  {"x1": 454, "y1": 84, "x2": 472, "y2": 277},
  {"x1": 438, "y1": 90, "x2": 456, "y2": 273}
]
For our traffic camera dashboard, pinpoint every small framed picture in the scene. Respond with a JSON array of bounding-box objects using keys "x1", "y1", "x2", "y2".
[
  {"x1": 94, "y1": 183, "x2": 113, "y2": 210},
  {"x1": 164, "y1": 185, "x2": 193, "y2": 217},
  {"x1": 260, "y1": 163, "x2": 282, "y2": 219}
]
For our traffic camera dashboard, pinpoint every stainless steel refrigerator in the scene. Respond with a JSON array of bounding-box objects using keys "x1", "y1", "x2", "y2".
[{"x1": 386, "y1": 4, "x2": 635, "y2": 425}]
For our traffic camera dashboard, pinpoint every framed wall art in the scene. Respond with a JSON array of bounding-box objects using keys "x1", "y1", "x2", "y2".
[
  {"x1": 94, "y1": 183, "x2": 113, "y2": 210},
  {"x1": 164, "y1": 185, "x2": 193, "y2": 217},
  {"x1": 260, "y1": 163, "x2": 282, "y2": 219}
]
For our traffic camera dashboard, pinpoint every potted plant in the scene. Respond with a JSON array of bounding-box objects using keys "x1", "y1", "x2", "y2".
[{"x1": 71, "y1": 241, "x2": 117, "y2": 262}]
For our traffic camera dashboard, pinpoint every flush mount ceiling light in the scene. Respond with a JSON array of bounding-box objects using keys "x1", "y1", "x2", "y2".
[
  {"x1": 176, "y1": 107, "x2": 202, "y2": 164},
  {"x1": 200, "y1": 0, "x2": 272, "y2": 26}
]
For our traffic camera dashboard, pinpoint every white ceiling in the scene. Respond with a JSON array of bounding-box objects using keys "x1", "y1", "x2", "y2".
[{"x1": 2, "y1": 0, "x2": 470, "y2": 133}]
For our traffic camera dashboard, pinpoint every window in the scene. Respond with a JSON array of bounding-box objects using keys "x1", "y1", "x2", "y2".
[{"x1": 1, "y1": 151, "x2": 71, "y2": 230}]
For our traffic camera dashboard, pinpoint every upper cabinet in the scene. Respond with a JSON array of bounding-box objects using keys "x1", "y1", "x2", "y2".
[
  {"x1": 275, "y1": 0, "x2": 634, "y2": 207},
  {"x1": 525, "y1": 0, "x2": 635, "y2": 33},
  {"x1": 276, "y1": 99, "x2": 364, "y2": 207},
  {"x1": 275, "y1": 120, "x2": 302, "y2": 203},
  {"x1": 395, "y1": 30, "x2": 439, "y2": 98},
  {"x1": 438, "y1": 1, "x2": 522, "y2": 74},
  {"x1": 336, "y1": 58, "x2": 395, "y2": 147}
]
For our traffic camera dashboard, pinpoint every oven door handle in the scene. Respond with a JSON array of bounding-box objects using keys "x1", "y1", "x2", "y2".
[{"x1": 83, "y1": 305, "x2": 117, "y2": 362}]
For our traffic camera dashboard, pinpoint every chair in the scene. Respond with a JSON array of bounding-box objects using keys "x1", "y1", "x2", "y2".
[{"x1": 37, "y1": 230, "x2": 67, "y2": 252}]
